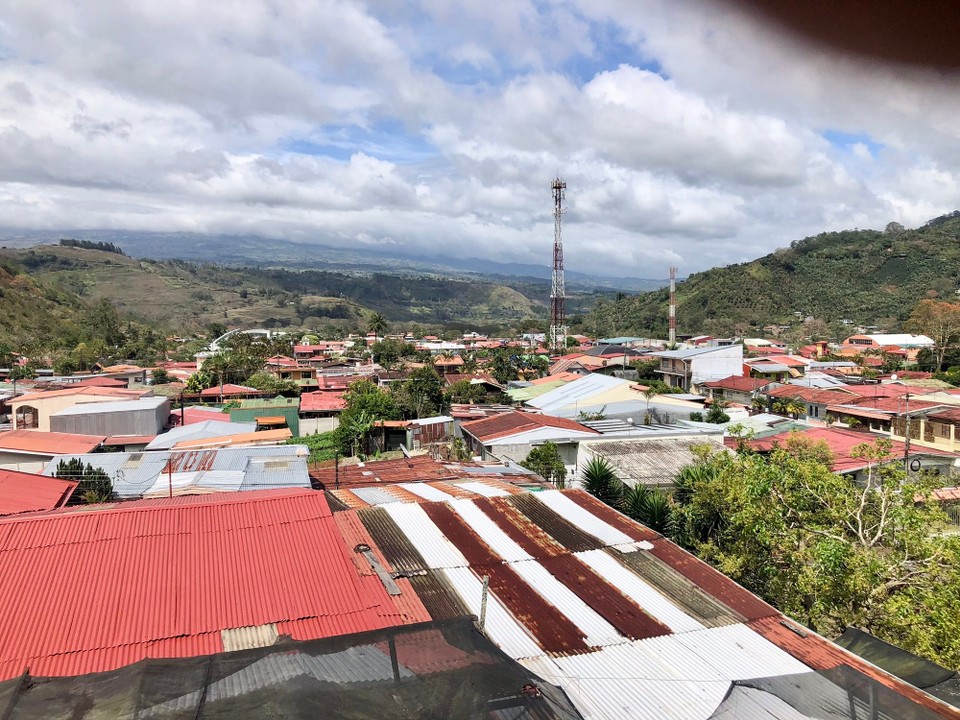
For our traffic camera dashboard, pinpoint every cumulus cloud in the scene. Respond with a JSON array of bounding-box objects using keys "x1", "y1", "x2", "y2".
[{"x1": 0, "y1": 0, "x2": 957, "y2": 277}]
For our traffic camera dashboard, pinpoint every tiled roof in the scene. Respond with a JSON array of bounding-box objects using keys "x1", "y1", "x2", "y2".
[
  {"x1": 0, "y1": 430, "x2": 106, "y2": 456},
  {"x1": 766, "y1": 385, "x2": 858, "y2": 404},
  {"x1": 0, "y1": 469, "x2": 77, "y2": 515},
  {"x1": 0, "y1": 489, "x2": 416, "y2": 679},
  {"x1": 460, "y1": 411, "x2": 600, "y2": 442}
]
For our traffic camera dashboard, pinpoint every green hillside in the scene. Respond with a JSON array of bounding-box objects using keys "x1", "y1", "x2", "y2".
[
  {"x1": 578, "y1": 212, "x2": 960, "y2": 338},
  {"x1": 0, "y1": 245, "x2": 560, "y2": 336}
]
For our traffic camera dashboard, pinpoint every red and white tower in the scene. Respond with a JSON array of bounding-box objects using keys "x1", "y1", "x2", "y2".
[
  {"x1": 549, "y1": 178, "x2": 567, "y2": 352},
  {"x1": 669, "y1": 266, "x2": 677, "y2": 345}
]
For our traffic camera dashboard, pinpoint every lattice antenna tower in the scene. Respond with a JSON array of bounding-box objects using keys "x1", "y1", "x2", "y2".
[
  {"x1": 550, "y1": 178, "x2": 567, "y2": 352},
  {"x1": 669, "y1": 266, "x2": 678, "y2": 344}
]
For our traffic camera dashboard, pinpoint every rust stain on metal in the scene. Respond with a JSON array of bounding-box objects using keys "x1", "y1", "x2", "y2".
[
  {"x1": 539, "y1": 554, "x2": 671, "y2": 640},
  {"x1": 357, "y1": 506, "x2": 428, "y2": 575},
  {"x1": 409, "y1": 573, "x2": 469, "y2": 621},
  {"x1": 421, "y1": 503, "x2": 501, "y2": 566},
  {"x1": 562, "y1": 489, "x2": 661, "y2": 541},
  {"x1": 473, "y1": 496, "x2": 567, "y2": 558},
  {"x1": 420, "y1": 502, "x2": 590, "y2": 654},
  {"x1": 612, "y1": 549, "x2": 741, "y2": 628},
  {"x1": 648, "y1": 540, "x2": 778, "y2": 622},
  {"x1": 162, "y1": 449, "x2": 216, "y2": 474},
  {"x1": 506, "y1": 494, "x2": 602, "y2": 553}
]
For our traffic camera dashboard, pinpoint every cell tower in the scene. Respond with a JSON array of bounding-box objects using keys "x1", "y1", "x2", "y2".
[
  {"x1": 669, "y1": 266, "x2": 678, "y2": 344},
  {"x1": 549, "y1": 178, "x2": 567, "y2": 352}
]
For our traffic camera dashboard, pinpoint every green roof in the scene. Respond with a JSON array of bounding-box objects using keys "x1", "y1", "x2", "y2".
[
  {"x1": 507, "y1": 380, "x2": 565, "y2": 402},
  {"x1": 238, "y1": 395, "x2": 299, "y2": 408}
]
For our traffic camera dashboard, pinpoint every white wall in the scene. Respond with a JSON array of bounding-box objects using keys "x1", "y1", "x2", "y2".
[{"x1": 691, "y1": 345, "x2": 744, "y2": 387}]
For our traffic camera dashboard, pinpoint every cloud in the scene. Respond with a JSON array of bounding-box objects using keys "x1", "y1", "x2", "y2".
[{"x1": 0, "y1": 0, "x2": 957, "y2": 278}]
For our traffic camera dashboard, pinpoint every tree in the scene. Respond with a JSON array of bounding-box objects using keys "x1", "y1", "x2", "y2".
[
  {"x1": 54, "y1": 458, "x2": 113, "y2": 504},
  {"x1": 151, "y1": 368, "x2": 170, "y2": 385},
  {"x1": 445, "y1": 379, "x2": 487, "y2": 405},
  {"x1": 521, "y1": 442, "x2": 567, "y2": 488},
  {"x1": 490, "y1": 349, "x2": 517, "y2": 385},
  {"x1": 642, "y1": 387, "x2": 657, "y2": 425},
  {"x1": 367, "y1": 312, "x2": 388, "y2": 343},
  {"x1": 906, "y1": 299, "x2": 960, "y2": 371},
  {"x1": 670, "y1": 437, "x2": 960, "y2": 668},
  {"x1": 244, "y1": 371, "x2": 299, "y2": 396},
  {"x1": 622, "y1": 484, "x2": 673, "y2": 534},
  {"x1": 396, "y1": 366, "x2": 445, "y2": 418},
  {"x1": 581, "y1": 456, "x2": 624, "y2": 509}
]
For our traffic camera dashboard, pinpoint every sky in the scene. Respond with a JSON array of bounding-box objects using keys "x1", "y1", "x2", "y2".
[{"x1": 1, "y1": 1, "x2": 959, "y2": 278}]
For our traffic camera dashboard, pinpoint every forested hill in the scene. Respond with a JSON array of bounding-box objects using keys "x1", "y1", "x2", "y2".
[
  {"x1": 0, "y1": 245, "x2": 597, "y2": 337},
  {"x1": 578, "y1": 212, "x2": 960, "y2": 338}
]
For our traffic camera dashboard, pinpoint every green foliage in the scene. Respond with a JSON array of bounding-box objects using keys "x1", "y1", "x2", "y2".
[
  {"x1": 578, "y1": 213, "x2": 960, "y2": 336},
  {"x1": 54, "y1": 458, "x2": 113, "y2": 504},
  {"x1": 244, "y1": 371, "x2": 299, "y2": 396},
  {"x1": 59, "y1": 238, "x2": 124, "y2": 255},
  {"x1": 444, "y1": 379, "x2": 488, "y2": 405},
  {"x1": 371, "y1": 338, "x2": 417, "y2": 368},
  {"x1": 334, "y1": 379, "x2": 400, "y2": 456},
  {"x1": 289, "y1": 431, "x2": 339, "y2": 463},
  {"x1": 489, "y1": 349, "x2": 517, "y2": 385},
  {"x1": 689, "y1": 411, "x2": 704, "y2": 422},
  {"x1": 622, "y1": 484, "x2": 674, "y2": 534},
  {"x1": 151, "y1": 368, "x2": 170, "y2": 385},
  {"x1": 670, "y1": 437, "x2": 960, "y2": 669},
  {"x1": 395, "y1": 366, "x2": 446, "y2": 418},
  {"x1": 521, "y1": 441, "x2": 567, "y2": 488},
  {"x1": 581, "y1": 457, "x2": 624, "y2": 509},
  {"x1": 705, "y1": 405, "x2": 731, "y2": 424}
]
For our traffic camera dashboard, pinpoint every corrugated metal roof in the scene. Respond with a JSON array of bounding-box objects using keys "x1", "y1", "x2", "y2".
[
  {"x1": 0, "y1": 469, "x2": 77, "y2": 516},
  {"x1": 580, "y1": 437, "x2": 728, "y2": 487},
  {"x1": 534, "y1": 490, "x2": 641, "y2": 547},
  {"x1": 42, "y1": 446, "x2": 310, "y2": 498},
  {"x1": 382, "y1": 503, "x2": 468, "y2": 569},
  {"x1": 447, "y1": 498, "x2": 531, "y2": 563},
  {"x1": 505, "y1": 494, "x2": 604, "y2": 553},
  {"x1": 452, "y1": 480, "x2": 512, "y2": 497},
  {"x1": 397, "y1": 482, "x2": 455, "y2": 502},
  {"x1": 440, "y1": 567, "x2": 544, "y2": 660},
  {"x1": 510, "y1": 560, "x2": 624, "y2": 647},
  {"x1": 575, "y1": 549, "x2": 706, "y2": 634},
  {"x1": 0, "y1": 489, "x2": 414, "y2": 679}
]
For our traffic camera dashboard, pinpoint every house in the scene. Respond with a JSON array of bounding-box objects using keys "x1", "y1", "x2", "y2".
[
  {"x1": 49, "y1": 396, "x2": 171, "y2": 437},
  {"x1": 198, "y1": 383, "x2": 264, "y2": 402},
  {"x1": 652, "y1": 345, "x2": 744, "y2": 391},
  {"x1": 8, "y1": 386, "x2": 153, "y2": 432},
  {"x1": 734, "y1": 427, "x2": 958, "y2": 483},
  {"x1": 370, "y1": 416, "x2": 455, "y2": 452},
  {"x1": 577, "y1": 434, "x2": 726, "y2": 490},
  {"x1": 228, "y1": 396, "x2": 301, "y2": 436},
  {"x1": 0, "y1": 430, "x2": 106, "y2": 472},
  {"x1": 299, "y1": 390, "x2": 346, "y2": 434},
  {"x1": 460, "y1": 410, "x2": 599, "y2": 465},
  {"x1": 763, "y1": 385, "x2": 861, "y2": 422},
  {"x1": 701, "y1": 376, "x2": 773, "y2": 408}
]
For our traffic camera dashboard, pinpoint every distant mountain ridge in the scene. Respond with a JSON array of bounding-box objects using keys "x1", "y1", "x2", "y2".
[
  {"x1": 579, "y1": 212, "x2": 960, "y2": 338},
  {"x1": 0, "y1": 228, "x2": 666, "y2": 292}
]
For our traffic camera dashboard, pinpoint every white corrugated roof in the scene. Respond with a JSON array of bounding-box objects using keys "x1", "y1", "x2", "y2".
[
  {"x1": 451, "y1": 480, "x2": 511, "y2": 497},
  {"x1": 447, "y1": 499, "x2": 531, "y2": 563},
  {"x1": 382, "y1": 503, "x2": 468, "y2": 569},
  {"x1": 441, "y1": 567, "x2": 544, "y2": 660},
  {"x1": 510, "y1": 560, "x2": 624, "y2": 647},
  {"x1": 534, "y1": 490, "x2": 637, "y2": 546},
  {"x1": 397, "y1": 482, "x2": 455, "y2": 502},
  {"x1": 575, "y1": 549, "x2": 705, "y2": 634}
]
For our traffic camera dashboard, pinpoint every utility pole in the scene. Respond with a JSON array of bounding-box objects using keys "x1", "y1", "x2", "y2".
[
  {"x1": 549, "y1": 178, "x2": 567, "y2": 353},
  {"x1": 669, "y1": 266, "x2": 678, "y2": 345},
  {"x1": 903, "y1": 392, "x2": 912, "y2": 476}
]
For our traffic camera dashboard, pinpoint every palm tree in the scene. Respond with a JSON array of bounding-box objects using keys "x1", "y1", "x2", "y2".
[
  {"x1": 344, "y1": 410, "x2": 374, "y2": 457},
  {"x1": 367, "y1": 312, "x2": 388, "y2": 343},
  {"x1": 786, "y1": 399, "x2": 806, "y2": 419},
  {"x1": 642, "y1": 387, "x2": 657, "y2": 425},
  {"x1": 581, "y1": 457, "x2": 624, "y2": 509},
  {"x1": 622, "y1": 484, "x2": 673, "y2": 534}
]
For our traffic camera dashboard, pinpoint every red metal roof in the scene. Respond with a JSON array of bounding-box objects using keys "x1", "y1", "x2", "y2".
[
  {"x1": 71, "y1": 377, "x2": 128, "y2": 388},
  {"x1": 0, "y1": 430, "x2": 106, "y2": 456},
  {"x1": 0, "y1": 489, "x2": 412, "y2": 679},
  {"x1": 460, "y1": 411, "x2": 599, "y2": 442},
  {"x1": 299, "y1": 390, "x2": 346, "y2": 412},
  {"x1": 738, "y1": 427, "x2": 957, "y2": 472},
  {"x1": 703, "y1": 375, "x2": 772, "y2": 392},
  {"x1": 766, "y1": 385, "x2": 859, "y2": 404},
  {"x1": 168, "y1": 407, "x2": 229, "y2": 426},
  {"x1": 0, "y1": 469, "x2": 77, "y2": 516}
]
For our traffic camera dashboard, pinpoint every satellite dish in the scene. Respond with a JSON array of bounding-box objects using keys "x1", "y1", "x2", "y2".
[
  {"x1": 890, "y1": 373, "x2": 898, "y2": 381},
  {"x1": 910, "y1": 459, "x2": 922, "y2": 472}
]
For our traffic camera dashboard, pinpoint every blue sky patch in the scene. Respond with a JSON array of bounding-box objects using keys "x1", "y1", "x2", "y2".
[{"x1": 822, "y1": 129, "x2": 884, "y2": 157}]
